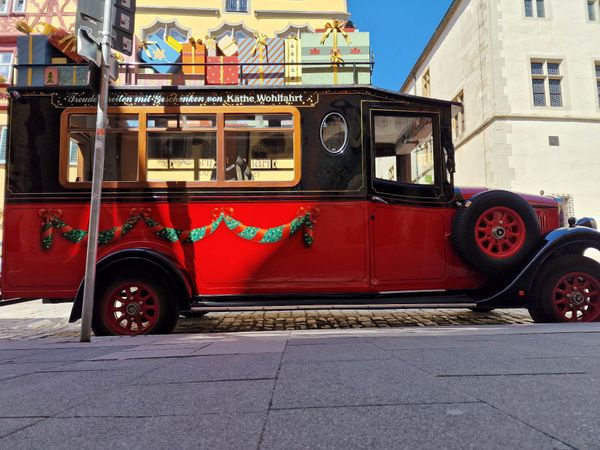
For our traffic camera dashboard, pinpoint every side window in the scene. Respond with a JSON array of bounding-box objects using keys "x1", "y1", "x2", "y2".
[
  {"x1": 373, "y1": 115, "x2": 435, "y2": 186},
  {"x1": 67, "y1": 114, "x2": 139, "y2": 183},
  {"x1": 224, "y1": 114, "x2": 295, "y2": 182},
  {"x1": 146, "y1": 114, "x2": 217, "y2": 182}
]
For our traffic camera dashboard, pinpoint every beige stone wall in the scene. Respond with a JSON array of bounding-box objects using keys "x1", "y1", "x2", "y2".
[{"x1": 403, "y1": 0, "x2": 600, "y2": 221}]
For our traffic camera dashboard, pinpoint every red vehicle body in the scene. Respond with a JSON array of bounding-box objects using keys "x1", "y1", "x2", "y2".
[{"x1": 3, "y1": 84, "x2": 600, "y2": 335}]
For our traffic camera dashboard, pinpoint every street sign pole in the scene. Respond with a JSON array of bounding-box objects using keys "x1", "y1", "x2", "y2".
[{"x1": 80, "y1": 0, "x2": 115, "y2": 343}]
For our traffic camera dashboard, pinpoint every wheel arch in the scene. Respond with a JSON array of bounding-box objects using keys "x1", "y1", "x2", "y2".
[
  {"x1": 477, "y1": 227, "x2": 600, "y2": 307},
  {"x1": 69, "y1": 249, "x2": 193, "y2": 323}
]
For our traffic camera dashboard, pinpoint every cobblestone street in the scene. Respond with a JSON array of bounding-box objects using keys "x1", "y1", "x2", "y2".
[{"x1": 0, "y1": 300, "x2": 533, "y2": 340}]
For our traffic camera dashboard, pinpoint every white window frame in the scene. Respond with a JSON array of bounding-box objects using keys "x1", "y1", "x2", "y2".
[
  {"x1": 452, "y1": 90, "x2": 465, "y2": 140},
  {"x1": 0, "y1": 126, "x2": 7, "y2": 165},
  {"x1": 224, "y1": 0, "x2": 249, "y2": 13},
  {"x1": 0, "y1": 0, "x2": 27, "y2": 15},
  {"x1": 587, "y1": 0, "x2": 599, "y2": 21},
  {"x1": 524, "y1": 0, "x2": 547, "y2": 18},
  {"x1": 0, "y1": 50, "x2": 14, "y2": 84},
  {"x1": 530, "y1": 59, "x2": 564, "y2": 108}
]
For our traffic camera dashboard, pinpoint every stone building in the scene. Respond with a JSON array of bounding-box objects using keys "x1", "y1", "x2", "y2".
[{"x1": 402, "y1": 0, "x2": 600, "y2": 220}]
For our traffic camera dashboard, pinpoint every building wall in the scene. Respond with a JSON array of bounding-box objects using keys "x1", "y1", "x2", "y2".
[{"x1": 402, "y1": 0, "x2": 600, "y2": 221}]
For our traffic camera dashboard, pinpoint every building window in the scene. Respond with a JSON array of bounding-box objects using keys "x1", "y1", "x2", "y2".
[
  {"x1": 525, "y1": 0, "x2": 545, "y2": 17},
  {"x1": 589, "y1": 0, "x2": 599, "y2": 21},
  {"x1": 531, "y1": 60, "x2": 563, "y2": 107},
  {"x1": 0, "y1": 0, "x2": 26, "y2": 14},
  {"x1": 141, "y1": 20, "x2": 190, "y2": 43},
  {"x1": 0, "y1": 51, "x2": 13, "y2": 84},
  {"x1": 422, "y1": 69, "x2": 430, "y2": 97},
  {"x1": 225, "y1": 0, "x2": 248, "y2": 13},
  {"x1": 596, "y1": 63, "x2": 600, "y2": 106},
  {"x1": 452, "y1": 91, "x2": 465, "y2": 139}
]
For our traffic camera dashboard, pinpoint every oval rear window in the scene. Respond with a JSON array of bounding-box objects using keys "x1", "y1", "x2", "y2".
[{"x1": 320, "y1": 113, "x2": 348, "y2": 155}]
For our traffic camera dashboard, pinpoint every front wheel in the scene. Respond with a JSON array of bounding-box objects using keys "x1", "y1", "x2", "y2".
[
  {"x1": 92, "y1": 270, "x2": 179, "y2": 336},
  {"x1": 528, "y1": 255, "x2": 600, "y2": 323}
]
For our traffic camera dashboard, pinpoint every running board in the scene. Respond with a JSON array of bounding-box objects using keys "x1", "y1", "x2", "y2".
[{"x1": 189, "y1": 294, "x2": 478, "y2": 312}]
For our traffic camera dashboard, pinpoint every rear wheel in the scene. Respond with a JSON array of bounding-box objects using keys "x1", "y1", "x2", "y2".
[
  {"x1": 92, "y1": 270, "x2": 179, "y2": 336},
  {"x1": 528, "y1": 255, "x2": 600, "y2": 323}
]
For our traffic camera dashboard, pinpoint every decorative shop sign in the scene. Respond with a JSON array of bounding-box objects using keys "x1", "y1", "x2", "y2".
[{"x1": 48, "y1": 91, "x2": 320, "y2": 108}]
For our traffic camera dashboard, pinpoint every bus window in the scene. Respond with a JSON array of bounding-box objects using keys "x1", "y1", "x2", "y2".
[
  {"x1": 224, "y1": 114, "x2": 295, "y2": 182},
  {"x1": 66, "y1": 114, "x2": 139, "y2": 183},
  {"x1": 374, "y1": 115, "x2": 435, "y2": 186},
  {"x1": 146, "y1": 113, "x2": 217, "y2": 182}
]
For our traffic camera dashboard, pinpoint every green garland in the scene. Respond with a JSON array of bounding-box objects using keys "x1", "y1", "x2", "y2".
[{"x1": 39, "y1": 207, "x2": 318, "y2": 251}]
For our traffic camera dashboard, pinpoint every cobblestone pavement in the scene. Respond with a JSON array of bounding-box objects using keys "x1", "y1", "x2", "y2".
[{"x1": 0, "y1": 299, "x2": 533, "y2": 340}]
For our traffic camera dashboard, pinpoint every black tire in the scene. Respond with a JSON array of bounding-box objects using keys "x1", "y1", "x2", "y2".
[
  {"x1": 469, "y1": 307, "x2": 495, "y2": 313},
  {"x1": 528, "y1": 255, "x2": 600, "y2": 323},
  {"x1": 452, "y1": 190, "x2": 541, "y2": 274},
  {"x1": 92, "y1": 267, "x2": 180, "y2": 336}
]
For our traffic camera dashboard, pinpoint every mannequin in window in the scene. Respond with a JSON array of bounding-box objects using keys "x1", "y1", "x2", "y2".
[{"x1": 210, "y1": 144, "x2": 253, "y2": 181}]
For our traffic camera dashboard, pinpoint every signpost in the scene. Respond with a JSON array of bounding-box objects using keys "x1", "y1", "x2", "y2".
[{"x1": 77, "y1": 0, "x2": 136, "y2": 343}]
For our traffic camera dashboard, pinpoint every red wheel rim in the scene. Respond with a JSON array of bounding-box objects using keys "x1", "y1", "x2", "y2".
[
  {"x1": 551, "y1": 272, "x2": 600, "y2": 322},
  {"x1": 102, "y1": 282, "x2": 160, "y2": 335},
  {"x1": 475, "y1": 207, "x2": 526, "y2": 258}
]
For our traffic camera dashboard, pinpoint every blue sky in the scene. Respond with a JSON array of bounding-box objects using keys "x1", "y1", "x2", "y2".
[{"x1": 347, "y1": 0, "x2": 454, "y2": 91}]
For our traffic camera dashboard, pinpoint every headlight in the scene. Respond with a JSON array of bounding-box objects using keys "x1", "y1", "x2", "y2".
[{"x1": 576, "y1": 217, "x2": 598, "y2": 230}]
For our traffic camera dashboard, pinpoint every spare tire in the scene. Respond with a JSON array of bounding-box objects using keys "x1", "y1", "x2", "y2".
[{"x1": 452, "y1": 190, "x2": 541, "y2": 274}]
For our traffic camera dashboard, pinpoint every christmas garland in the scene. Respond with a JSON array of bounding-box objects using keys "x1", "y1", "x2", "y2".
[{"x1": 39, "y1": 207, "x2": 318, "y2": 251}]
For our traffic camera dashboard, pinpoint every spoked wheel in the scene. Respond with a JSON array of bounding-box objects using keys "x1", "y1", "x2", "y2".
[
  {"x1": 528, "y1": 255, "x2": 600, "y2": 323},
  {"x1": 452, "y1": 190, "x2": 541, "y2": 274},
  {"x1": 475, "y1": 207, "x2": 526, "y2": 259},
  {"x1": 92, "y1": 270, "x2": 179, "y2": 336}
]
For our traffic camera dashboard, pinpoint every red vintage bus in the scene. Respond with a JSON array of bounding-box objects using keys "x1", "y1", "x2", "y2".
[{"x1": 3, "y1": 82, "x2": 600, "y2": 335}]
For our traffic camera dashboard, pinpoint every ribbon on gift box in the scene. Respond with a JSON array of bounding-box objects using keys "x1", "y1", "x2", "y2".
[
  {"x1": 251, "y1": 33, "x2": 268, "y2": 83},
  {"x1": 205, "y1": 35, "x2": 217, "y2": 57},
  {"x1": 165, "y1": 35, "x2": 183, "y2": 53},
  {"x1": 320, "y1": 20, "x2": 351, "y2": 85},
  {"x1": 186, "y1": 37, "x2": 204, "y2": 74},
  {"x1": 139, "y1": 39, "x2": 158, "y2": 59}
]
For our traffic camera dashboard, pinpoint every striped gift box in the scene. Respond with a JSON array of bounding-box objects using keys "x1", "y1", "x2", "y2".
[{"x1": 238, "y1": 37, "x2": 284, "y2": 86}]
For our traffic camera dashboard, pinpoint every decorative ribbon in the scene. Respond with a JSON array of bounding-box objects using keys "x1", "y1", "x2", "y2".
[
  {"x1": 251, "y1": 33, "x2": 268, "y2": 84},
  {"x1": 187, "y1": 37, "x2": 204, "y2": 74},
  {"x1": 320, "y1": 20, "x2": 351, "y2": 85},
  {"x1": 57, "y1": 33, "x2": 77, "y2": 54},
  {"x1": 39, "y1": 207, "x2": 319, "y2": 250},
  {"x1": 140, "y1": 40, "x2": 158, "y2": 60}
]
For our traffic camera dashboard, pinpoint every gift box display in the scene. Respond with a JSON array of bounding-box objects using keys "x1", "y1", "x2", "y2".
[
  {"x1": 16, "y1": 32, "x2": 62, "y2": 87},
  {"x1": 284, "y1": 36, "x2": 302, "y2": 85},
  {"x1": 44, "y1": 24, "x2": 85, "y2": 64},
  {"x1": 206, "y1": 56, "x2": 239, "y2": 85},
  {"x1": 182, "y1": 38, "x2": 206, "y2": 75},
  {"x1": 301, "y1": 23, "x2": 371, "y2": 86},
  {"x1": 58, "y1": 65, "x2": 90, "y2": 86},
  {"x1": 238, "y1": 35, "x2": 284, "y2": 86},
  {"x1": 139, "y1": 34, "x2": 181, "y2": 74},
  {"x1": 217, "y1": 34, "x2": 238, "y2": 57},
  {"x1": 137, "y1": 68, "x2": 185, "y2": 86}
]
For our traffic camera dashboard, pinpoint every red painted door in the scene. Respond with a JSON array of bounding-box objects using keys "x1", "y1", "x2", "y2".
[{"x1": 370, "y1": 203, "x2": 448, "y2": 289}]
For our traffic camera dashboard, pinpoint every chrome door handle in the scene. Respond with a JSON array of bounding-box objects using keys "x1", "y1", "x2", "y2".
[{"x1": 371, "y1": 196, "x2": 388, "y2": 205}]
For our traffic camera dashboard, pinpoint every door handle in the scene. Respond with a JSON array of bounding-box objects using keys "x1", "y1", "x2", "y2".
[{"x1": 371, "y1": 196, "x2": 388, "y2": 205}]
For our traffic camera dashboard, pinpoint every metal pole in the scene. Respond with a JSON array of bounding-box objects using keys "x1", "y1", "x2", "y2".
[{"x1": 80, "y1": 0, "x2": 114, "y2": 343}]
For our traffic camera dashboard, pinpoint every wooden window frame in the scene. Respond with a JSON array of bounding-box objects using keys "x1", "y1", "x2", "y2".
[{"x1": 60, "y1": 105, "x2": 302, "y2": 189}]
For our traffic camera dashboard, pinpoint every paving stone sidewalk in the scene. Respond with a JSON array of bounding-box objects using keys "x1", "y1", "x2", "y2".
[
  {"x1": 0, "y1": 300, "x2": 532, "y2": 340},
  {"x1": 0, "y1": 323, "x2": 598, "y2": 449}
]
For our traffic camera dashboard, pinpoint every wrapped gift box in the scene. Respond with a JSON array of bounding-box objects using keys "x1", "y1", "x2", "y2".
[
  {"x1": 206, "y1": 56, "x2": 239, "y2": 85},
  {"x1": 46, "y1": 26, "x2": 85, "y2": 63},
  {"x1": 182, "y1": 39, "x2": 206, "y2": 75},
  {"x1": 58, "y1": 65, "x2": 90, "y2": 86},
  {"x1": 300, "y1": 32, "x2": 371, "y2": 86},
  {"x1": 284, "y1": 36, "x2": 302, "y2": 85},
  {"x1": 238, "y1": 37, "x2": 284, "y2": 86},
  {"x1": 138, "y1": 34, "x2": 181, "y2": 74},
  {"x1": 137, "y1": 68, "x2": 185, "y2": 86},
  {"x1": 217, "y1": 35, "x2": 238, "y2": 57},
  {"x1": 16, "y1": 34, "x2": 62, "y2": 86}
]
